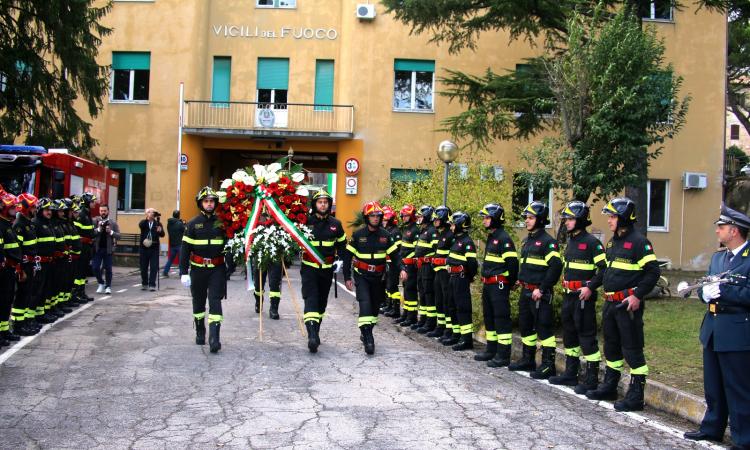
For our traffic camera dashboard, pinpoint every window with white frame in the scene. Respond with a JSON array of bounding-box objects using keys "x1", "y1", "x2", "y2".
[
  {"x1": 257, "y1": 58, "x2": 289, "y2": 110},
  {"x1": 512, "y1": 174, "x2": 553, "y2": 226},
  {"x1": 640, "y1": 0, "x2": 673, "y2": 21},
  {"x1": 109, "y1": 161, "x2": 146, "y2": 211},
  {"x1": 111, "y1": 52, "x2": 150, "y2": 102},
  {"x1": 393, "y1": 59, "x2": 435, "y2": 112},
  {"x1": 256, "y1": 0, "x2": 296, "y2": 8},
  {"x1": 647, "y1": 179, "x2": 670, "y2": 231}
]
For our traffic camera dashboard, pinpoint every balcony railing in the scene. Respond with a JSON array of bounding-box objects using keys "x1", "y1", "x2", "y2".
[{"x1": 182, "y1": 101, "x2": 354, "y2": 139}]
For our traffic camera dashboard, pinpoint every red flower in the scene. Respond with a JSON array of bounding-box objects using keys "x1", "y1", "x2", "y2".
[{"x1": 297, "y1": 214, "x2": 307, "y2": 224}]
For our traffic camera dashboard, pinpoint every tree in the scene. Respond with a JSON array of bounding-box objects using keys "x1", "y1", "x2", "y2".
[
  {"x1": 520, "y1": 9, "x2": 689, "y2": 206},
  {"x1": 727, "y1": 2, "x2": 750, "y2": 138},
  {"x1": 0, "y1": 1, "x2": 112, "y2": 156}
]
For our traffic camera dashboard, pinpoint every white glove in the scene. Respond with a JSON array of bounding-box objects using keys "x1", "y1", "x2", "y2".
[
  {"x1": 702, "y1": 283, "x2": 721, "y2": 302},
  {"x1": 181, "y1": 275, "x2": 191, "y2": 288},
  {"x1": 333, "y1": 260, "x2": 343, "y2": 274}
]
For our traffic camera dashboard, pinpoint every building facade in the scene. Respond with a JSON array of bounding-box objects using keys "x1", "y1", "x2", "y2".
[{"x1": 89, "y1": 0, "x2": 726, "y2": 270}]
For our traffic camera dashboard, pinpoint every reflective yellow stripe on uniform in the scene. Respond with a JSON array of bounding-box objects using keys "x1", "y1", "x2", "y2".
[
  {"x1": 401, "y1": 242, "x2": 416, "y2": 248},
  {"x1": 311, "y1": 240, "x2": 336, "y2": 247},
  {"x1": 593, "y1": 253, "x2": 607, "y2": 264},
  {"x1": 386, "y1": 243, "x2": 399, "y2": 254},
  {"x1": 302, "y1": 260, "x2": 333, "y2": 269},
  {"x1": 638, "y1": 253, "x2": 657, "y2": 268},
  {"x1": 436, "y1": 249, "x2": 450, "y2": 255},
  {"x1": 37, "y1": 237, "x2": 55, "y2": 242},
  {"x1": 21, "y1": 239, "x2": 37, "y2": 246},
  {"x1": 523, "y1": 256, "x2": 547, "y2": 266},
  {"x1": 609, "y1": 261, "x2": 640, "y2": 271},
  {"x1": 3, "y1": 242, "x2": 19, "y2": 249},
  {"x1": 75, "y1": 223, "x2": 94, "y2": 230},
  {"x1": 337, "y1": 234, "x2": 346, "y2": 242},
  {"x1": 416, "y1": 241, "x2": 434, "y2": 248},
  {"x1": 448, "y1": 252, "x2": 466, "y2": 261},
  {"x1": 545, "y1": 251, "x2": 560, "y2": 262},
  {"x1": 566, "y1": 262, "x2": 595, "y2": 270},
  {"x1": 485, "y1": 254, "x2": 504, "y2": 263}
]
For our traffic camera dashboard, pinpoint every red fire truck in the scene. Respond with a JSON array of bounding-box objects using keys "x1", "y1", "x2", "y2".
[{"x1": 0, "y1": 145, "x2": 119, "y2": 219}]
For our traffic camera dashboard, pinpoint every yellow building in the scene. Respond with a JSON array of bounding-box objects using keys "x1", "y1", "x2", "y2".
[{"x1": 90, "y1": 0, "x2": 726, "y2": 270}]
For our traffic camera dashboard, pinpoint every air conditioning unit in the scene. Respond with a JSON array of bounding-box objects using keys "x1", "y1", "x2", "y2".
[
  {"x1": 683, "y1": 172, "x2": 708, "y2": 190},
  {"x1": 356, "y1": 4, "x2": 376, "y2": 20}
]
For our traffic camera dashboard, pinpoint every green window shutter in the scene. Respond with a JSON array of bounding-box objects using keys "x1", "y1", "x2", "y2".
[
  {"x1": 109, "y1": 161, "x2": 146, "y2": 174},
  {"x1": 212, "y1": 57, "x2": 232, "y2": 103},
  {"x1": 257, "y1": 58, "x2": 289, "y2": 90},
  {"x1": 394, "y1": 59, "x2": 435, "y2": 73},
  {"x1": 314, "y1": 60, "x2": 334, "y2": 111},
  {"x1": 390, "y1": 168, "x2": 431, "y2": 182},
  {"x1": 326, "y1": 173, "x2": 334, "y2": 194},
  {"x1": 112, "y1": 52, "x2": 151, "y2": 70}
]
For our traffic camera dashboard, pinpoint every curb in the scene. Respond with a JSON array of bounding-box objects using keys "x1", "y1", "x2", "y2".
[{"x1": 498, "y1": 334, "x2": 706, "y2": 425}]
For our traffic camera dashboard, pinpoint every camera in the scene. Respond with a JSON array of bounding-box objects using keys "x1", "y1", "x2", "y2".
[{"x1": 99, "y1": 218, "x2": 110, "y2": 230}]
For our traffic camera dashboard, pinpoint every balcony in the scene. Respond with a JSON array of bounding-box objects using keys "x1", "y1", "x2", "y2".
[{"x1": 182, "y1": 101, "x2": 354, "y2": 140}]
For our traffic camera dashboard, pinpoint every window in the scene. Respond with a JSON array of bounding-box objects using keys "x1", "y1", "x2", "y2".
[
  {"x1": 512, "y1": 174, "x2": 552, "y2": 225},
  {"x1": 639, "y1": 0, "x2": 673, "y2": 21},
  {"x1": 212, "y1": 56, "x2": 232, "y2": 107},
  {"x1": 314, "y1": 60, "x2": 334, "y2": 111},
  {"x1": 731, "y1": 124, "x2": 740, "y2": 140},
  {"x1": 257, "y1": 58, "x2": 289, "y2": 110},
  {"x1": 256, "y1": 0, "x2": 296, "y2": 8},
  {"x1": 393, "y1": 59, "x2": 435, "y2": 112},
  {"x1": 111, "y1": 52, "x2": 150, "y2": 102},
  {"x1": 515, "y1": 63, "x2": 555, "y2": 117},
  {"x1": 480, "y1": 165, "x2": 504, "y2": 181},
  {"x1": 109, "y1": 161, "x2": 146, "y2": 211},
  {"x1": 390, "y1": 168, "x2": 431, "y2": 194},
  {"x1": 647, "y1": 179, "x2": 669, "y2": 231}
]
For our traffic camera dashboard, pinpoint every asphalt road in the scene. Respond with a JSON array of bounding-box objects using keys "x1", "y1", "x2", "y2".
[{"x1": 0, "y1": 268, "x2": 724, "y2": 449}]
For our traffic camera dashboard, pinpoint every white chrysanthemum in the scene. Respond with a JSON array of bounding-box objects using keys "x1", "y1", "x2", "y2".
[
  {"x1": 253, "y1": 164, "x2": 265, "y2": 180},
  {"x1": 220, "y1": 178, "x2": 233, "y2": 189},
  {"x1": 291, "y1": 172, "x2": 305, "y2": 183},
  {"x1": 242, "y1": 175, "x2": 256, "y2": 186},
  {"x1": 217, "y1": 192, "x2": 227, "y2": 204},
  {"x1": 232, "y1": 170, "x2": 248, "y2": 182},
  {"x1": 267, "y1": 163, "x2": 282, "y2": 174},
  {"x1": 295, "y1": 187, "x2": 309, "y2": 196}
]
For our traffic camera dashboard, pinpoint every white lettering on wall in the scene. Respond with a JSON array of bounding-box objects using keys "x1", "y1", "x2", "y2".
[{"x1": 213, "y1": 25, "x2": 338, "y2": 40}]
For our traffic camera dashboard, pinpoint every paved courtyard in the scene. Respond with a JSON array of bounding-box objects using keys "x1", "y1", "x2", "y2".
[{"x1": 0, "y1": 268, "x2": 722, "y2": 449}]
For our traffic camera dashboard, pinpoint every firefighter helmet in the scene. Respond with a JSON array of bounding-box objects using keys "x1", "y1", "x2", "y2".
[
  {"x1": 521, "y1": 201, "x2": 550, "y2": 228},
  {"x1": 382, "y1": 205, "x2": 397, "y2": 226},
  {"x1": 451, "y1": 211, "x2": 471, "y2": 232},
  {"x1": 561, "y1": 200, "x2": 592, "y2": 229},
  {"x1": 0, "y1": 192, "x2": 17, "y2": 217},
  {"x1": 479, "y1": 203, "x2": 506, "y2": 228},
  {"x1": 602, "y1": 197, "x2": 637, "y2": 227},
  {"x1": 434, "y1": 205, "x2": 452, "y2": 227},
  {"x1": 80, "y1": 191, "x2": 96, "y2": 204},
  {"x1": 17, "y1": 193, "x2": 38, "y2": 216},
  {"x1": 37, "y1": 197, "x2": 53, "y2": 211},
  {"x1": 196, "y1": 186, "x2": 219, "y2": 212},
  {"x1": 417, "y1": 205, "x2": 434, "y2": 224},
  {"x1": 399, "y1": 204, "x2": 416, "y2": 223},
  {"x1": 362, "y1": 201, "x2": 384, "y2": 217},
  {"x1": 312, "y1": 189, "x2": 333, "y2": 214}
]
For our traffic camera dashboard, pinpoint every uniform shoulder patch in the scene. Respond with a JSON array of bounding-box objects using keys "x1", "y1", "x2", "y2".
[
  {"x1": 195, "y1": 223, "x2": 204, "y2": 229},
  {"x1": 606, "y1": 241, "x2": 613, "y2": 248}
]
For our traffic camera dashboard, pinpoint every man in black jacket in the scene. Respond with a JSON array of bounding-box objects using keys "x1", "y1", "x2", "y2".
[
  {"x1": 139, "y1": 208, "x2": 165, "y2": 291},
  {"x1": 162, "y1": 210, "x2": 185, "y2": 278},
  {"x1": 586, "y1": 197, "x2": 660, "y2": 412},
  {"x1": 508, "y1": 201, "x2": 563, "y2": 379},
  {"x1": 0, "y1": 192, "x2": 23, "y2": 346},
  {"x1": 445, "y1": 211, "x2": 478, "y2": 351},
  {"x1": 180, "y1": 187, "x2": 226, "y2": 353}
]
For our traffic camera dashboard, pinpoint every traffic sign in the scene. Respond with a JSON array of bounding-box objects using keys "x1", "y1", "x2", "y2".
[
  {"x1": 345, "y1": 176, "x2": 358, "y2": 195},
  {"x1": 344, "y1": 157, "x2": 360, "y2": 175},
  {"x1": 180, "y1": 153, "x2": 188, "y2": 171}
]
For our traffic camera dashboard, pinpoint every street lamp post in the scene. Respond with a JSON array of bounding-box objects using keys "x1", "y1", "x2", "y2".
[{"x1": 437, "y1": 140, "x2": 459, "y2": 206}]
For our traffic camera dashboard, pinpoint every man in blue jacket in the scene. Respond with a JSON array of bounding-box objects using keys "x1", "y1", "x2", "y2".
[{"x1": 684, "y1": 204, "x2": 750, "y2": 449}]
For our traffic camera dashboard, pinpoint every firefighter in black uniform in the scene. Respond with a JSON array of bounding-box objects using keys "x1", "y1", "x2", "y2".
[
  {"x1": 509, "y1": 201, "x2": 563, "y2": 378},
  {"x1": 12, "y1": 193, "x2": 40, "y2": 336},
  {"x1": 586, "y1": 197, "x2": 660, "y2": 412},
  {"x1": 50, "y1": 200, "x2": 72, "y2": 314},
  {"x1": 475, "y1": 203, "x2": 519, "y2": 366},
  {"x1": 180, "y1": 187, "x2": 227, "y2": 353},
  {"x1": 74, "y1": 192, "x2": 96, "y2": 302},
  {"x1": 396, "y1": 204, "x2": 419, "y2": 326},
  {"x1": 445, "y1": 211, "x2": 478, "y2": 351},
  {"x1": 300, "y1": 190, "x2": 346, "y2": 353},
  {"x1": 411, "y1": 205, "x2": 438, "y2": 333},
  {"x1": 65, "y1": 199, "x2": 84, "y2": 306},
  {"x1": 32, "y1": 198, "x2": 58, "y2": 323},
  {"x1": 381, "y1": 205, "x2": 402, "y2": 318},
  {"x1": 0, "y1": 192, "x2": 23, "y2": 345},
  {"x1": 252, "y1": 213, "x2": 283, "y2": 320},
  {"x1": 548, "y1": 201, "x2": 607, "y2": 390},
  {"x1": 429, "y1": 206, "x2": 452, "y2": 340},
  {"x1": 342, "y1": 201, "x2": 400, "y2": 355}
]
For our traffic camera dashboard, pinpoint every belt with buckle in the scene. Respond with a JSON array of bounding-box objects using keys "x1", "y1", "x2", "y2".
[
  {"x1": 402, "y1": 258, "x2": 417, "y2": 266},
  {"x1": 448, "y1": 265, "x2": 465, "y2": 274},
  {"x1": 518, "y1": 281, "x2": 540, "y2": 291},
  {"x1": 353, "y1": 259, "x2": 386, "y2": 273},
  {"x1": 190, "y1": 254, "x2": 225, "y2": 267},
  {"x1": 708, "y1": 303, "x2": 750, "y2": 315},
  {"x1": 604, "y1": 288, "x2": 636, "y2": 302},
  {"x1": 482, "y1": 275, "x2": 508, "y2": 285},
  {"x1": 563, "y1": 280, "x2": 588, "y2": 292},
  {"x1": 431, "y1": 257, "x2": 447, "y2": 266}
]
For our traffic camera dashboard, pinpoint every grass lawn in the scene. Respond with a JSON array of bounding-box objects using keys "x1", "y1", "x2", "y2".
[{"x1": 643, "y1": 297, "x2": 706, "y2": 396}]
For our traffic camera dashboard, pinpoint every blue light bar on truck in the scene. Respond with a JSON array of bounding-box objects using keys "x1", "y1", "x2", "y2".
[{"x1": 0, "y1": 145, "x2": 47, "y2": 155}]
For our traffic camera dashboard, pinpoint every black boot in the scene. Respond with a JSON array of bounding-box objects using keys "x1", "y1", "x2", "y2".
[
  {"x1": 410, "y1": 315, "x2": 427, "y2": 330},
  {"x1": 452, "y1": 333, "x2": 474, "y2": 351},
  {"x1": 439, "y1": 327, "x2": 453, "y2": 343},
  {"x1": 474, "y1": 340, "x2": 497, "y2": 361},
  {"x1": 306, "y1": 322, "x2": 320, "y2": 353},
  {"x1": 13, "y1": 321, "x2": 34, "y2": 337},
  {"x1": 442, "y1": 330, "x2": 460, "y2": 346},
  {"x1": 1, "y1": 330, "x2": 20, "y2": 342},
  {"x1": 427, "y1": 325, "x2": 445, "y2": 338},
  {"x1": 393, "y1": 308, "x2": 407, "y2": 323},
  {"x1": 531, "y1": 347, "x2": 557, "y2": 379},
  {"x1": 400, "y1": 311, "x2": 417, "y2": 327},
  {"x1": 614, "y1": 375, "x2": 646, "y2": 411},
  {"x1": 269, "y1": 298, "x2": 280, "y2": 320},
  {"x1": 586, "y1": 367, "x2": 621, "y2": 401},
  {"x1": 385, "y1": 299, "x2": 400, "y2": 318},
  {"x1": 549, "y1": 355, "x2": 581, "y2": 386},
  {"x1": 574, "y1": 362, "x2": 600, "y2": 395},
  {"x1": 508, "y1": 345, "x2": 537, "y2": 372},
  {"x1": 487, "y1": 344, "x2": 511, "y2": 368},
  {"x1": 194, "y1": 318, "x2": 206, "y2": 345},
  {"x1": 361, "y1": 325, "x2": 375, "y2": 355},
  {"x1": 208, "y1": 322, "x2": 221, "y2": 353},
  {"x1": 254, "y1": 297, "x2": 261, "y2": 314},
  {"x1": 417, "y1": 317, "x2": 436, "y2": 334}
]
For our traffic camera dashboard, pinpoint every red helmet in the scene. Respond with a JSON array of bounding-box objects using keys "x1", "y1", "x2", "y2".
[
  {"x1": 382, "y1": 205, "x2": 395, "y2": 220},
  {"x1": 0, "y1": 192, "x2": 18, "y2": 216},
  {"x1": 17, "y1": 193, "x2": 38, "y2": 216},
  {"x1": 362, "y1": 201, "x2": 384, "y2": 217},
  {"x1": 400, "y1": 204, "x2": 416, "y2": 223}
]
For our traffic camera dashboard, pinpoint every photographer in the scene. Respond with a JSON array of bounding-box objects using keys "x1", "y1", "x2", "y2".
[
  {"x1": 92, "y1": 205, "x2": 121, "y2": 295},
  {"x1": 139, "y1": 208, "x2": 164, "y2": 291},
  {"x1": 162, "y1": 210, "x2": 185, "y2": 278}
]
